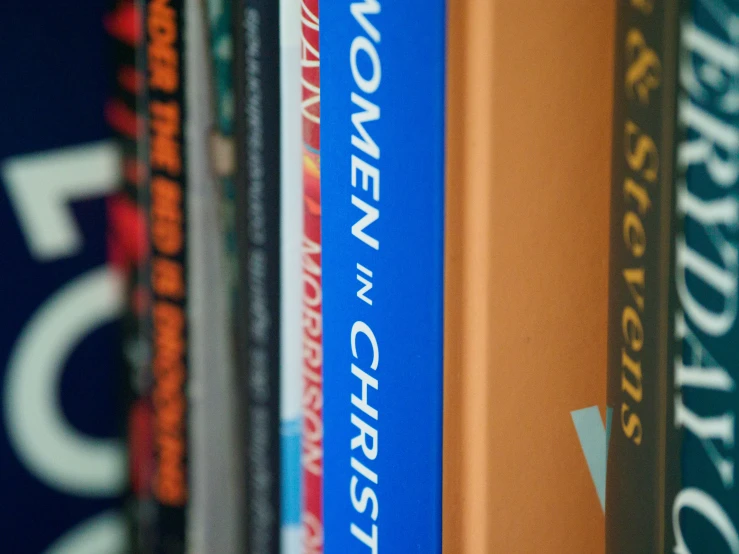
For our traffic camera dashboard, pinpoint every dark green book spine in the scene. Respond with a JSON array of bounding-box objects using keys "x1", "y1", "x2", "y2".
[
  {"x1": 668, "y1": 1, "x2": 739, "y2": 551},
  {"x1": 606, "y1": 0, "x2": 680, "y2": 551}
]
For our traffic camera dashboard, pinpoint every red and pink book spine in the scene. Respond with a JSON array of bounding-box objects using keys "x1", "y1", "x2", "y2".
[{"x1": 301, "y1": 0, "x2": 322, "y2": 551}]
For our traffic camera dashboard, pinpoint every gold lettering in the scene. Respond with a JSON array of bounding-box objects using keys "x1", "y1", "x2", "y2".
[
  {"x1": 625, "y1": 29, "x2": 662, "y2": 104},
  {"x1": 624, "y1": 177, "x2": 652, "y2": 214},
  {"x1": 622, "y1": 306, "x2": 644, "y2": 351},
  {"x1": 622, "y1": 403, "x2": 643, "y2": 445},
  {"x1": 630, "y1": 0, "x2": 653, "y2": 15},
  {"x1": 623, "y1": 211, "x2": 647, "y2": 257},
  {"x1": 625, "y1": 120, "x2": 659, "y2": 182},
  {"x1": 622, "y1": 348, "x2": 644, "y2": 403},
  {"x1": 623, "y1": 267, "x2": 646, "y2": 312}
]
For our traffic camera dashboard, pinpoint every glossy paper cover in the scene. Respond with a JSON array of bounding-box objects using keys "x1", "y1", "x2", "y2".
[{"x1": 321, "y1": 1, "x2": 446, "y2": 551}]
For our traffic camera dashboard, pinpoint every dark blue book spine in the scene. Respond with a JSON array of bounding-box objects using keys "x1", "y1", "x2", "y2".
[
  {"x1": 0, "y1": 2, "x2": 126, "y2": 552},
  {"x1": 321, "y1": 1, "x2": 446, "y2": 552}
]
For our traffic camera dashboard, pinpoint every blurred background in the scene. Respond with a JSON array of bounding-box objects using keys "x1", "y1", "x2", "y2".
[{"x1": 0, "y1": 1, "x2": 128, "y2": 553}]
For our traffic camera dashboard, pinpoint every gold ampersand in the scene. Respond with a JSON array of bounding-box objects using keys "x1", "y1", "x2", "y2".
[{"x1": 625, "y1": 29, "x2": 662, "y2": 105}]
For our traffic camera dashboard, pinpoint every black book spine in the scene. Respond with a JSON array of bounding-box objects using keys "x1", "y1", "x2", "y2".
[
  {"x1": 233, "y1": 0, "x2": 282, "y2": 551},
  {"x1": 606, "y1": 0, "x2": 680, "y2": 551},
  {"x1": 144, "y1": 0, "x2": 189, "y2": 551},
  {"x1": 104, "y1": 1, "x2": 155, "y2": 552}
]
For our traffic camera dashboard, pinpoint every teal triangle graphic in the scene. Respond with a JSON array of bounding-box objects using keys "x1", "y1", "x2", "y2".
[{"x1": 571, "y1": 406, "x2": 612, "y2": 513}]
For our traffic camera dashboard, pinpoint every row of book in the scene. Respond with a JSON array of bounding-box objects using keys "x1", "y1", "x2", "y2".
[{"x1": 1, "y1": 0, "x2": 736, "y2": 552}]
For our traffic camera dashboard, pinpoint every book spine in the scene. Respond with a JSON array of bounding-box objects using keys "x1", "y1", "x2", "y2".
[
  {"x1": 105, "y1": 1, "x2": 154, "y2": 551},
  {"x1": 204, "y1": 0, "x2": 237, "y2": 316},
  {"x1": 669, "y1": 1, "x2": 739, "y2": 551},
  {"x1": 144, "y1": 0, "x2": 189, "y2": 550},
  {"x1": 320, "y1": 1, "x2": 446, "y2": 552},
  {"x1": 300, "y1": 0, "x2": 322, "y2": 551},
  {"x1": 233, "y1": 0, "x2": 283, "y2": 549},
  {"x1": 606, "y1": 0, "x2": 680, "y2": 551},
  {"x1": 0, "y1": 2, "x2": 125, "y2": 552},
  {"x1": 279, "y1": 0, "x2": 304, "y2": 551}
]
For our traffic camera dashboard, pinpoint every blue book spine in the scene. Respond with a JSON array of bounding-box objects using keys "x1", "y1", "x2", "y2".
[
  {"x1": 321, "y1": 1, "x2": 446, "y2": 552},
  {"x1": 671, "y1": 0, "x2": 739, "y2": 550}
]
